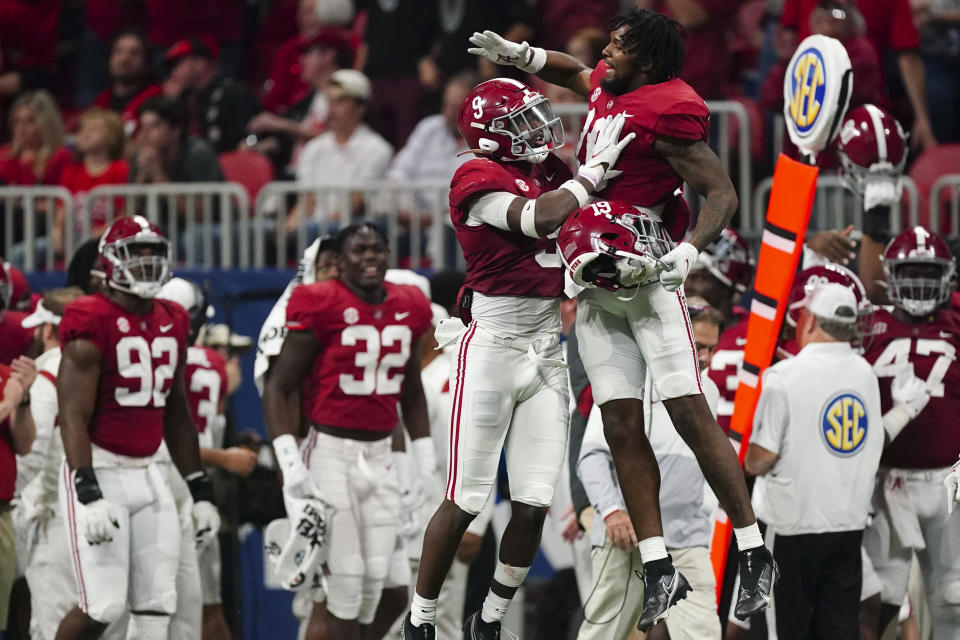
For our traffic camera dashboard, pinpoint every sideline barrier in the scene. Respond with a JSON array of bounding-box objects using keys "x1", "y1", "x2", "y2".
[
  {"x1": 930, "y1": 174, "x2": 960, "y2": 235},
  {"x1": 0, "y1": 186, "x2": 74, "y2": 271}
]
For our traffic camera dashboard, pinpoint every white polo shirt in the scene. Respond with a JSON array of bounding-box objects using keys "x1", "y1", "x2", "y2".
[{"x1": 751, "y1": 341, "x2": 884, "y2": 535}]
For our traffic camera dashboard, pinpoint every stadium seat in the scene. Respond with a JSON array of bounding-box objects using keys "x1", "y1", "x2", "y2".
[
  {"x1": 219, "y1": 150, "x2": 275, "y2": 203},
  {"x1": 908, "y1": 143, "x2": 960, "y2": 234}
]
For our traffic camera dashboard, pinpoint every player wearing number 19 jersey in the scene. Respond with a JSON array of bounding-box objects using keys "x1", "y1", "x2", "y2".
[
  {"x1": 264, "y1": 223, "x2": 433, "y2": 640},
  {"x1": 55, "y1": 216, "x2": 217, "y2": 640},
  {"x1": 861, "y1": 226, "x2": 960, "y2": 639}
]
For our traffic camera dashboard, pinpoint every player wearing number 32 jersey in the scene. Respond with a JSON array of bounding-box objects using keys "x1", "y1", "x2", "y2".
[
  {"x1": 264, "y1": 223, "x2": 434, "y2": 640},
  {"x1": 405, "y1": 76, "x2": 634, "y2": 640},
  {"x1": 55, "y1": 216, "x2": 218, "y2": 640}
]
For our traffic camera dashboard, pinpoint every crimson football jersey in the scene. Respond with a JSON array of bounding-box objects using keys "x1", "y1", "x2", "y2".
[
  {"x1": 707, "y1": 318, "x2": 747, "y2": 434},
  {"x1": 577, "y1": 61, "x2": 710, "y2": 240},
  {"x1": 0, "y1": 311, "x2": 34, "y2": 364},
  {"x1": 59, "y1": 294, "x2": 191, "y2": 458},
  {"x1": 0, "y1": 363, "x2": 15, "y2": 500},
  {"x1": 286, "y1": 279, "x2": 432, "y2": 434},
  {"x1": 449, "y1": 155, "x2": 571, "y2": 299},
  {"x1": 185, "y1": 345, "x2": 228, "y2": 435},
  {"x1": 865, "y1": 307, "x2": 960, "y2": 469}
]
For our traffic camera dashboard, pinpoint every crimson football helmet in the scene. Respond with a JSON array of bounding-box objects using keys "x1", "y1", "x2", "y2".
[
  {"x1": 694, "y1": 228, "x2": 755, "y2": 294},
  {"x1": 787, "y1": 263, "x2": 873, "y2": 339},
  {"x1": 98, "y1": 215, "x2": 172, "y2": 299},
  {"x1": 836, "y1": 104, "x2": 908, "y2": 195},
  {"x1": 557, "y1": 200, "x2": 672, "y2": 291},
  {"x1": 458, "y1": 78, "x2": 563, "y2": 164},
  {"x1": 883, "y1": 226, "x2": 955, "y2": 317}
]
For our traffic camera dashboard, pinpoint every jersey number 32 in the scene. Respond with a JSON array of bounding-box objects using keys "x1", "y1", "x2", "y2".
[{"x1": 340, "y1": 325, "x2": 411, "y2": 395}]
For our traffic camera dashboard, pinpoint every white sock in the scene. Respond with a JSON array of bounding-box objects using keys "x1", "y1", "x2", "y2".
[
  {"x1": 638, "y1": 536, "x2": 668, "y2": 563},
  {"x1": 734, "y1": 523, "x2": 763, "y2": 551},
  {"x1": 409, "y1": 593, "x2": 438, "y2": 626},
  {"x1": 480, "y1": 592, "x2": 512, "y2": 624}
]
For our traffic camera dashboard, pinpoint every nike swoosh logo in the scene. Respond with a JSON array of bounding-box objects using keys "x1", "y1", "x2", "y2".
[
  {"x1": 160, "y1": 323, "x2": 174, "y2": 333},
  {"x1": 941, "y1": 331, "x2": 953, "y2": 339},
  {"x1": 735, "y1": 338, "x2": 747, "y2": 346},
  {"x1": 545, "y1": 172, "x2": 556, "y2": 182},
  {"x1": 395, "y1": 311, "x2": 411, "y2": 320}
]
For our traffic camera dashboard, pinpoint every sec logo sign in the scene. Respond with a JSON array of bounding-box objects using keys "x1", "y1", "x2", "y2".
[
  {"x1": 787, "y1": 47, "x2": 827, "y2": 134},
  {"x1": 821, "y1": 392, "x2": 868, "y2": 456}
]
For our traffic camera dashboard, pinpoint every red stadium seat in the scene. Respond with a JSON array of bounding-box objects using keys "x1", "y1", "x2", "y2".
[
  {"x1": 908, "y1": 143, "x2": 960, "y2": 234},
  {"x1": 219, "y1": 150, "x2": 275, "y2": 203}
]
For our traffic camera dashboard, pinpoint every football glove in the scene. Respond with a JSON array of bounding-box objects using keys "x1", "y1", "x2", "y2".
[
  {"x1": 192, "y1": 501, "x2": 221, "y2": 549},
  {"x1": 77, "y1": 498, "x2": 121, "y2": 545},
  {"x1": 273, "y1": 494, "x2": 334, "y2": 591},
  {"x1": 891, "y1": 367, "x2": 931, "y2": 420},
  {"x1": 945, "y1": 458, "x2": 960, "y2": 515},
  {"x1": 658, "y1": 242, "x2": 699, "y2": 292},
  {"x1": 578, "y1": 112, "x2": 635, "y2": 189},
  {"x1": 467, "y1": 30, "x2": 545, "y2": 73}
]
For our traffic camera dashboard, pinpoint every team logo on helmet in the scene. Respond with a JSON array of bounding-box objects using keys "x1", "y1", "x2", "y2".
[{"x1": 820, "y1": 392, "x2": 868, "y2": 456}]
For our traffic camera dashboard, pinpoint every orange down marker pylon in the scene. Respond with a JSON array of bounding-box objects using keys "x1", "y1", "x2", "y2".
[{"x1": 710, "y1": 154, "x2": 819, "y2": 599}]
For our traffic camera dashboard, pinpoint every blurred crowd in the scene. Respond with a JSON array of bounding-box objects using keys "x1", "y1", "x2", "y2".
[{"x1": 0, "y1": 0, "x2": 956, "y2": 268}]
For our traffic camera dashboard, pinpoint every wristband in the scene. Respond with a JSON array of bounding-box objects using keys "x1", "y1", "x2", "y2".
[
  {"x1": 559, "y1": 179, "x2": 590, "y2": 208},
  {"x1": 411, "y1": 437, "x2": 437, "y2": 476},
  {"x1": 576, "y1": 166, "x2": 601, "y2": 189},
  {"x1": 74, "y1": 467, "x2": 103, "y2": 505},
  {"x1": 520, "y1": 199, "x2": 539, "y2": 238},
  {"x1": 273, "y1": 434, "x2": 303, "y2": 480},
  {"x1": 186, "y1": 470, "x2": 216, "y2": 504},
  {"x1": 518, "y1": 46, "x2": 546, "y2": 73}
]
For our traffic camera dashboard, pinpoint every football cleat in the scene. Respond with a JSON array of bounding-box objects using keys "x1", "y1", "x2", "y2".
[
  {"x1": 734, "y1": 545, "x2": 779, "y2": 620},
  {"x1": 402, "y1": 613, "x2": 436, "y2": 640},
  {"x1": 635, "y1": 557, "x2": 691, "y2": 631},
  {"x1": 462, "y1": 611, "x2": 519, "y2": 640}
]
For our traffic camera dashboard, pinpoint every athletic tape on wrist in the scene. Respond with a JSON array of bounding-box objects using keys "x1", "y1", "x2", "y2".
[
  {"x1": 577, "y1": 167, "x2": 600, "y2": 189},
  {"x1": 559, "y1": 179, "x2": 590, "y2": 208},
  {"x1": 519, "y1": 47, "x2": 546, "y2": 73},
  {"x1": 520, "y1": 199, "x2": 539, "y2": 238},
  {"x1": 273, "y1": 434, "x2": 303, "y2": 479}
]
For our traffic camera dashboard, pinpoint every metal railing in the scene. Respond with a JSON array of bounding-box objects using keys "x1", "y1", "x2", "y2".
[
  {"x1": 553, "y1": 100, "x2": 754, "y2": 229},
  {"x1": 929, "y1": 174, "x2": 960, "y2": 235},
  {"x1": 253, "y1": 179, "x2": 454, "y2": 269},
  {"x1": 83, "y1": 183, "x2": 251, "y2": 268},
  {"x1": 750, "y1": 174, "x2": 923, "y2": 240},
  {"x1": 0, "y1": 186, "x2": 74, "y2": 271}
]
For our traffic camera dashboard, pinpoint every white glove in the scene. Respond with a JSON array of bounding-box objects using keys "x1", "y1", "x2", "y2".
[
  {"x1": 658, "y1": 242, "x2": 699, "y2": 292},
  {"x1": 583, "y1": 115, "x2": 622, "y2": 191},
  {"x1": 467, "y1": 30, "x2": 545, "y2": 73},
  {"x1": 192, "y1": 501, "x2": 221, "y2": 549},
  {"x1": 77, "y1": 498, "x2": 121, "y2": 545},
  {"x1": 945, "y1": 458, "x2": 960, "y2": 515},
  {"x1": 891, "y1": 367, "x2": 931, "y2": 420},
  {"x1": 274, "y1": 434, "x2": 322, "y2": 502},
  {"x1": 578, "y1": 112, "x2": 636, "y2": 189}
]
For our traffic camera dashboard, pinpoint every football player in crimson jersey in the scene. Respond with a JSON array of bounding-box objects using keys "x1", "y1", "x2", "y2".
[
  {"x1": 404, "y1": 76, "x2": 633, "y2": 640},
  {"x1": 157, "y1": 278, "x2": 256, "y2": 640},
  {"x1": 55, "y1": 216, "x2": 218, "y2": 640},
  {"x1": 470, "y1": 7, "x2": 775, "y2": 626},
  {"x1": 861, "y1": 227, "x2": 960, "y2": 640},
  {"x1": 0, "y1": 260, "x2": 35, "y2": 365},
  {"x1": 264, "y1": 223, "x2": 435, "y2": 640}
]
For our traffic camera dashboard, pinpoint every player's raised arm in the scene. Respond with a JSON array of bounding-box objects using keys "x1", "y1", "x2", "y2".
[
  {"x1": 467, "y1": 30, "x2": 592, "y2": 97},
  {"x1": 57, "y1": 338, "x2": 102, "y2": 470}
]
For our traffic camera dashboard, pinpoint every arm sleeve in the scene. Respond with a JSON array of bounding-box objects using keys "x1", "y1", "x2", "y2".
[
  {"x1": 466, "y1": 191, "x2": 515, "y2": 231},
  {"x1": 751, "y1": 372, "x2": 789, "y2": 454},
  {"x1": 577, "y1": 449, "x2": 626, "y2": 518}
]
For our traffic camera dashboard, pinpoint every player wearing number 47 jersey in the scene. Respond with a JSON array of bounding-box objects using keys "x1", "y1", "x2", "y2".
[
  {"x1": 263, "y1": 223, "x2": 434, "y2": 640},
  {"x1": 55, "y1": 216, "x2": 218, "y2": 640},
  {"x1": 862, "y1": 226, "x2": 960, "y2": 640}
]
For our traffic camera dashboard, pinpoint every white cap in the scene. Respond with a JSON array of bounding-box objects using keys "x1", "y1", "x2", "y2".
[
  {"x1": 328, "y1": 69, "x2": 372, "y2": 101},
  {"x1": 158, "y1": 277, "x2": 200, "y2": 312},
  {"x1": 21, "y1": 301, "x2": 61, "y2": 328},
  {"x1": 807, "y1": 282, "x2": 857, "y2": 324}
]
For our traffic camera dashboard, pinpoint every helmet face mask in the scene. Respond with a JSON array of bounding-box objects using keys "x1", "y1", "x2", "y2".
[
  {"x1": 488, "y1": 95, "x2": 564, "y2": 162},
  {"x1": 99, "y1": 216, "x2": 172, "y2": 299},
  {"x1": 883, "y1": 226, "x2": 955, "y2": 318}
]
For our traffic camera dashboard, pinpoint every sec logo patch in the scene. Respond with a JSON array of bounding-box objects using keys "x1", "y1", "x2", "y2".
[
  {"x1": 787, "y1": 47, "x2": 827, "y2": 134},
  {"x1": 821, "y1": 392, "x2": 868, "y2": 456}
]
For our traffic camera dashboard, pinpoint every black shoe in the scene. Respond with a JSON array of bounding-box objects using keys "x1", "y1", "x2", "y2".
[
  {"x1": 403, "y1": 613, "x2": 436, "y2": 640},
  {"x1": 734, "y1": 545, "x2": 779, "y2": 620},
  {"x1": 635, "y1": 557, "x2": 692, "y2": 631},
  {"x1": 462, "y1": 611, "x2": 518, "y2": 640}
]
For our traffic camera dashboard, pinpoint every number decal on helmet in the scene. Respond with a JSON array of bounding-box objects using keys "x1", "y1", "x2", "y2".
[{"x1": 472, "y1": 96, "x2": 483, "y2": 119}]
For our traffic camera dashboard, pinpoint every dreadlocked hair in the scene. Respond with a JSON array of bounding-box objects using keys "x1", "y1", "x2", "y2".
[{"x1": 606, "y1": 9, "x2": 686, "y2": 83}]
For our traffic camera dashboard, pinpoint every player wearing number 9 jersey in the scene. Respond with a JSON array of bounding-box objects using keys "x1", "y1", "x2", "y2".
[
  {"x1": 264, "y1": 223, "x2": 434, "y2": 640},
  {"x1": 55, "y1": 216, "x2": 217, "y2": 640},
  {"x1": 860, "y1": 226, "x2": 960, "y2": 639},
  {"x1": 404, "y1": 77, "x2": 634, "y2": 640}
]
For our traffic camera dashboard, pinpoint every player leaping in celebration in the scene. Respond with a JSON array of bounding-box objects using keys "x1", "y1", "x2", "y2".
[
  {"x1": 263, "y1": 223, "x2": 434, "y2": 640},
  {"x1": 55, "y1": 216, "x2": 219, "y2": 640},
  {"x1": 469, "y1": 8, "x2": 776, "y2": 628},
  {"x1": 404, "y1": 77, "x2": 633, "y2": 640}
]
